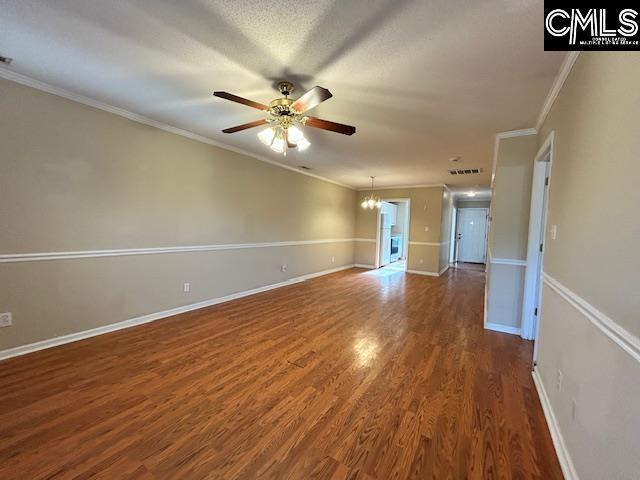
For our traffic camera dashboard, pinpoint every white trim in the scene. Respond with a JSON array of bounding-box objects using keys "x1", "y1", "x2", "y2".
[
  {"x1": 532, "y1": 368, "x2": 579, "y2": 480},
  {"x1": 0, "y1": 264, "x2": 355, "y2": 361},
  {"x1": 489, "y1": 258, "x2": 526, "y2": 266},
  {"x1": 0, "y1": 238, "x2": 357, "y2": 264},
  {"x1": 355, "y1": 183, "x2": 445, "y2": 191},
  {"x1": 483, "y1": 272, "x2": 489, "y2": 328},
  {"x1": 0, "y1": 67, "x2": 351, "y2": 189},
  {"x1": 523, "y1": 131, "x2": 555, "y2": 344},
  {"x1": 354, "y1": 238, "x2": 376, "y2": 243},
  {"x1": 376, "y1": 198, "x2": 411, "y2": 271},
  {"x1": 533, "y1": 130, "x2": 556, "y2": 166},
  {"x1": 354, "y1": 263, "x2": 375, "y2": 269},
  {"x1": 408, "y1": 241, "x2": 442, "y2": 246},
  {"x1": 438, "y1": 264, "x2": 450, "y2": 276},
  {"x1": 406, "y1": 269, "x2": 439, "y2": 277},
  {"x1": 495, "y1": 128, "x2": 538, "y2": 139},
  {"x1": 375, "y1": 204, "x2": 382, "y2": 268},
  {"x1": 536, "y1": 52, "x2": 580, "y2": 131},
  {"x1": 484, "y1": 322, "x2": 521, "y2": 336},
  {"x1": 543, "y1": 273, "x2": 640, "y2": 364}
]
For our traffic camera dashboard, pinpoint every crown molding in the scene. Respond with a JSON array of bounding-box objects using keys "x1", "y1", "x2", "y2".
[
  {"x1": 495, "y1": 128, "x2": 538, "y2": 139},
  {"x1": 355, "y1": 183, "x2": 445, "y2": 191},
  {"x1": 536, "y1": 52, "x2": 580, "y2": 131},
  {"x1": 0, "y1": 67, "x2": 352, "y2": 190}
]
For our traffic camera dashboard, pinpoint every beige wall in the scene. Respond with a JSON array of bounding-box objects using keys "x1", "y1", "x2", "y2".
[
  {"x1": 0, "y1": 78, "x2": 356, "y2": 351},
  {"x1": 535, "y1": 53, "x2": 640, "y2": 479},
  {"x1": 539, "y1": 54, "x2": 640, "y2": 336},
  {"x1": 354, "y1": 187, "x2": 445, "y2": 273},
  {"x1": 485, "y1": 133, "x2": 537, "y2": 329},
  {"x1": 488, "y1": 135, "x2": 538, "y2": 260}
]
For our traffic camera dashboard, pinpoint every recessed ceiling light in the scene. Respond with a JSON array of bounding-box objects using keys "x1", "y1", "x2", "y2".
[
  {"x1": 466, "y1": 191, "x2": 476, "y2": 197},
  {"x1": 449, "y1": 155, "x2": 462, "y2": 162}
]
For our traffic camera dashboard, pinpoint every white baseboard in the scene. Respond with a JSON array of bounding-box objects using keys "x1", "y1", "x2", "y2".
[
  {"x1": 532, "y1": 368, "x2": 579, "y2": 480},
  {"x1": 354, "y1": 264, "x2": 375, "y2": 269},
  {"x1": 484, "y1": 322, "x2": 521, "y2": 335},
  {"x1": 406, "y1": 269, "x2": 439, "y2": 277},
  {"x1": 0, "y1": 264, "x2": 355, "y2": 361}
]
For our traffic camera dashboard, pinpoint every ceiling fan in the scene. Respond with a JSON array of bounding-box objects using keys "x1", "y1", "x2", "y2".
[{"x1": 213, "y1": 81, "x2": 356, "y2": 155}]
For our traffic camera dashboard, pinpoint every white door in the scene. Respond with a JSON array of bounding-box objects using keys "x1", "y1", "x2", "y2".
[{"x1": 456, "y1": 208, "x2": 488, "y2": 263}]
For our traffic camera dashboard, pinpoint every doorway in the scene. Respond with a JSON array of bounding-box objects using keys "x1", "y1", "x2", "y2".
[
  {"x1": 375, "y1": 199, "x2": 410, "y2": 271},
  {"x1": 455, "y1": 208, "x2": 488, "y2": 263},
  {"x1": 523, "y1": 132, "x2": 554, "y2": 359}
]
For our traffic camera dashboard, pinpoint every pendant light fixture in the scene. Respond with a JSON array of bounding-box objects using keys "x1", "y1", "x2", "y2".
[{"x1": 361, "y1": 176, "x2": 382, "y2": 209}]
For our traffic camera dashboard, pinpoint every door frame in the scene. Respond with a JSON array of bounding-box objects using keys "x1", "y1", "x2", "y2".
[
  {"x1": 455, "y1": 207, "x2": 489, "y2": 263},
  {"x1": 374, "y1": 198, "x2": 411, "y2": 269},
  {"x1": 449, "y1": 206, "x2": 458, "y2": 263},
  {"x1": 522, "y1": 131, "x2": 555, "y2": 349}
]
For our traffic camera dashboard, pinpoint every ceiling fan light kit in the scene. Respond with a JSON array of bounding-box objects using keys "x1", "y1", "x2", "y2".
[
  {"x1": 361, "y1": 176, "x2": 382, "y2": 209},
  {"x1": 213, "y1": 81, "x2": 355, "y2": 156}
]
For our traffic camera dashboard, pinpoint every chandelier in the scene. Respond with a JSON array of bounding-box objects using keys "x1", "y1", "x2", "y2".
[{"x1": 361, "y1": 176, "x2": 382, "y2": 209}]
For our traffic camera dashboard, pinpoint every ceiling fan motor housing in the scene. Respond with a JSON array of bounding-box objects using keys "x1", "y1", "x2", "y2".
[
  {"x1": 268, "y1": 97, "x2": 305, "y2": 129},
  {"x1": 277, "y1": 81, "x2": 295, "y2": 97}
]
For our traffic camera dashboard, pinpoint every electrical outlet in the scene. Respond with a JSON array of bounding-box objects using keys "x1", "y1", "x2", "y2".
[
  {"x1": 556, "y1": 369, "x2": 563, "y2": 392},
  {"x1": 424, "y1": 226, "x2": 429, "y2": 232},
  {"x1": 419, "y1": 259, "x2": 424, "y2": 264},
  {"x1": 571, "y1": 399, "x2": 577, "y2": 422},
  {"x1": 0, "y1": 312, "x2": 12, "y2": 328},
  {"x1": 551, "y1": 224, "x2": 558, "y2": 240},
  {"x1": 281, "y1": 264, "x2": 288, "y2": 272},
  {"x1": 183, "y1": 283, "x2": 191, "y2": 293},
  {"x1": 331, "y1": 256, "x2": 335, "y2": 263}
]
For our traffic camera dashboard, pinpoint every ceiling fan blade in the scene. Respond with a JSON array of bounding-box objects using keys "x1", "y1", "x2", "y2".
[
  {"x1": 213, "y1": 91, "x2": 269, "y2": 111},
  {"x1": 222, "y1": 119, "x2": 268, "y2": 133},
  {"x1": 291, "y1": 86, "x2": 333, "y2": 113},
  {"x1": 306, "y1": 116, "x2": 356, "y2": 136}
]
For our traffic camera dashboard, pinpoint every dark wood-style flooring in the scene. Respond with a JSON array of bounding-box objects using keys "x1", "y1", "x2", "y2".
[{"x1": 0, "y1": 267, "x2": 562, "y2": 479}]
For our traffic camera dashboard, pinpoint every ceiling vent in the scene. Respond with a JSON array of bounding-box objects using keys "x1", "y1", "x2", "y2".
[{"x1": 449, "y1": 168, "x2": 482, "y2": 175}]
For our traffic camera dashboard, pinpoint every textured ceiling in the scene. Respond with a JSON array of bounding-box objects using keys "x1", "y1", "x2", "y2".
[{"x1": 0, "y1": 0, "x2": 564, "y2": 189}]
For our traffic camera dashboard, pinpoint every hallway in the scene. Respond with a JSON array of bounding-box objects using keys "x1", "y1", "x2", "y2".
[{"x1": 0, "y1": 267, "x2": 562, "y2": 479}]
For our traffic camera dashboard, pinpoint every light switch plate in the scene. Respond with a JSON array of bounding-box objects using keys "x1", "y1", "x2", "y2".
[{"x1": 0, "y1": 312, "x2": 12, "y2": 328}]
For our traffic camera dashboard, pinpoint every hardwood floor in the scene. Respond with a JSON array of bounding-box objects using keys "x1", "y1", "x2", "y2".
[{"x1": 0, "y1": 267, "x2": 562, "y2": 479}]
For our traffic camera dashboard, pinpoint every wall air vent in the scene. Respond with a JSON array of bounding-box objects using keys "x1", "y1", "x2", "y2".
[{"x1": 448, "y1": 168, "x2": 482, "y2": 175}]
